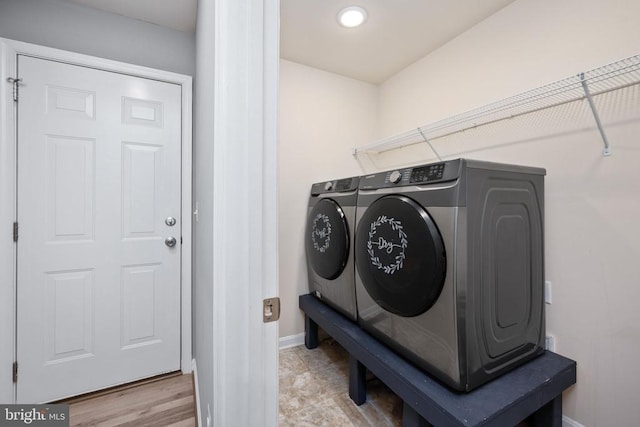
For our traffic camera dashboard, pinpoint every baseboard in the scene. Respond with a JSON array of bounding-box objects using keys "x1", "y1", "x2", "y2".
[
  {"x1": 563, "y1": 415, "x2": 586, "y2": 427},
  {"x1": 279, "y1": 333, "x2": 305, "y2": 350},
  {"x1": 192, "y1": 359, "x2": 202, "y2": 427}
]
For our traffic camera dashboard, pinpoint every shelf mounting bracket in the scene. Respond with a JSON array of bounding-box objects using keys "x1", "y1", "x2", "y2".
[
  {"x1": 579, "y1": 73, "x2": 611, "y2": 156},
  {"x1": 418, "y1": 128, "x2": 442, "y2": 161}
]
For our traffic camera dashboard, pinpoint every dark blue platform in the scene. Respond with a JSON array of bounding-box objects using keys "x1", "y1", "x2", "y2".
[{"x1": 299, "y1": 293, "x2": 576, "y2": 427}]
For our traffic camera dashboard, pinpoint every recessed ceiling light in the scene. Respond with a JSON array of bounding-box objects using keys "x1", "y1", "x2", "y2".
[{"x1": 337, "y1": 6, "x2": 368, "y2": 28}]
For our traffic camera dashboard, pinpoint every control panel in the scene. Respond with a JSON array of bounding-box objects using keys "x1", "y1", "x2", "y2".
[
  {"x1": 389, "y1": 170, "x2": 403, "y2": 184},
  {"x1": 384, "y1": 169, "x2": 411, "y2": 184},
  {"x1": 335, "y1": 178, "x2": 356, "y2": 191},
  {"x1": 310, "y1": 176, "x2": 359, "y2": 195},
  {"x1": 359, "y1": 159, "x2": 461, "y2": 190},
  {"x1": 410, "y1": 162, "x2": 446, "y2": 183}
]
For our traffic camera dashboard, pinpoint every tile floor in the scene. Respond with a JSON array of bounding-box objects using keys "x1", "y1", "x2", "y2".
[
  {"x1": 280, "y1": 334, "x2": 533, "y2": 427},
  {"x1": 279, "y1": 336, "x2": 403, "y2": 426}
]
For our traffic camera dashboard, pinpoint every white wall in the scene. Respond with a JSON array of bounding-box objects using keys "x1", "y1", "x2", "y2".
[
  {"x1": 278, "y1": 60, "x2": 378, "y2": 338},
  {"x1": 375, "y1": 0, "x2": 640, "y2": 425},
  {"x1": 0, "y1": 0, "x2": 195, "y2": 76},
  {"x1": 378, "y1": 0, "x2": 638, "y2": 137}
]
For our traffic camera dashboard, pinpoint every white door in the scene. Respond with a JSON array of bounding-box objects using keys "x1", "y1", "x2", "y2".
[{"x1": 16, "y1": 55, "x2": 182, "y2": 403}]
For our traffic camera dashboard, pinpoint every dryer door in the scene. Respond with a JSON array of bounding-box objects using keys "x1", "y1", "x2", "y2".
[
  {"x1": 356, "y1": 195, "x2": 446, "y2": 317},
  {"x1": 306, "y1": 198, "x2": 350, "y2": 280}
]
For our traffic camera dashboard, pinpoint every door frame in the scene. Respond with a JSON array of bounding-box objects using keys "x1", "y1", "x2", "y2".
[{"x1": 0, "y1": 38, "x2": 193, "y2": 404}]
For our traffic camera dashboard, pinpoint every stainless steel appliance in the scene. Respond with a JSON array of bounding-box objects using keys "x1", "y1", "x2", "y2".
[
  {"x1": 306, "y1": 176, "x2": 359, "y2": 320},
  {"x1": 355, "y1": 159, "x2": 545, "y2": 391}
]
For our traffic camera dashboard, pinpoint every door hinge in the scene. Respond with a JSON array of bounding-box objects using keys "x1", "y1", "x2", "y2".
[
  {"x1": 6, "y1": 77, "x2": 22, "y2": 102},
  {"x1": 13, "y1": 222, "x2": 18, "y2": 242},
  {"x1": 12, "y1": 362, "x2": 17, "y2": 383},
  {"x1": 263, "y1": 297, "x2": 280, "y2": 323}
]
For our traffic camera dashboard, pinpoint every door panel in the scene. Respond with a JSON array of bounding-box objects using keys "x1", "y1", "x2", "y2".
[
  {"x1": 121, "y1": 263, "x2": 162, "y2": 348},
  {"x1": 46, "y1": 135, "x2": 95, "y2": 241},
  {"x1": 44, "y1": 269, "x2": 94, "y2": 364},
  {"x1": 17, "y1": 55, "x2": 182, "y2": 403},
  {"x1": 123, "y1": 143, "x2": 161, "y2": 237}
]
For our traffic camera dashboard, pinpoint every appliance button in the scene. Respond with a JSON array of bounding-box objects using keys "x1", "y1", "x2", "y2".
[
  {"x1": 324, "y1": 181, "x2": 333, "y2": 191},
  {"x1": 389, "y1": 170, "x2": 402, "y2": 184}
]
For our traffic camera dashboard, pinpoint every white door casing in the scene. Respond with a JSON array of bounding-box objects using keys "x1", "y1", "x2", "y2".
[
  {"x1": 0, "y1": 38, "x2": 192, "y2": 404},
  {"x1": 0, "y1": 40, "x2": 17, "y2": 405},
  {"x1": 208, "y1": 0, "x2": 279, "y2": 425}
]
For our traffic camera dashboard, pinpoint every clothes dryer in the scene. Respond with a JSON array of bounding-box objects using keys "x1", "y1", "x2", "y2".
[
  {"x1": 306, "y1": 176, "x2": 359, "y2": 320},
  {"x1": 355, "y1": 159, "x2": 545, "y2": 391}
]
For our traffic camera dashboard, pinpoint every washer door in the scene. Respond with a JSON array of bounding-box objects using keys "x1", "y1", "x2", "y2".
[
  {"x1": 356, "y1": 195, "x2": 446, "y2": 317},
  {"x1": 306, "y1": 198, "x2": 350, "y2": 280}
]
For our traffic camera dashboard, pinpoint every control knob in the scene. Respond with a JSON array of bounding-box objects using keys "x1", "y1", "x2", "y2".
[
  {"x1": 324, "y1": 181, "x2": 333, "y2": 191},
  {"x1": 389, "y1": 170, "x2": 402, "y2": 184}
]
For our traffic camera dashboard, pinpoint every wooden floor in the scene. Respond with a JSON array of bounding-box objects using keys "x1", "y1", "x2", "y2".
[{"x1": 63, "y1": 373, "x2": 196, "y2": 427}]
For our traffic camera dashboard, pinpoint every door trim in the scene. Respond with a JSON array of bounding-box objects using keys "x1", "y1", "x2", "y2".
[{"x1": 0, "y1": 38, "x2": 193, "y2": 404}]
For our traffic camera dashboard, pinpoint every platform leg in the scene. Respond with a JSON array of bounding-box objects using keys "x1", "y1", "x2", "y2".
[
  {"x1": 304, "y1": 315, "x2": 319, "y2": 349},
  {"x1": 531, "y1": 395, "x2": 562, "y2": 427},
  {"x1": 349, "y1": 356, "x2": 366, "y2": 406},
  {"x1": 402, "y1": 402, "x2": 433, "y2": 427}
]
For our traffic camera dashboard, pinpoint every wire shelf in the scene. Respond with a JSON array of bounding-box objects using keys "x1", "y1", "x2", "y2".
[{"x1": 353, "y1": 54, "x2": 640, "y2": 158}]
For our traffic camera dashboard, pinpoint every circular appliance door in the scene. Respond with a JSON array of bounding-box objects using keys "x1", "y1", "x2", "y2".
[
  {"x1": 356, "y1": 195, "x2": 446, "y2": 317},
  {"x1": 306, "y1": 198, "x2": 350, "y2": 280}
]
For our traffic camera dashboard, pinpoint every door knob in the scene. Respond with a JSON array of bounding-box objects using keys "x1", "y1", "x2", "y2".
[{"x1": 165, "y1": 236, "x2": 177, "y2": 247}]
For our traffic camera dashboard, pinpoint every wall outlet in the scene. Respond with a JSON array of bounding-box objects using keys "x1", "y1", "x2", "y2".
[
  {"x1": 545, "y1": 334, "x2": 556, "y2": 352},
  {"x1": 207, "y1": 404, "x2": 212, "y2": 427},
  {"x1": 544, "y1": 280, "x2": 552, "y2": 304}
]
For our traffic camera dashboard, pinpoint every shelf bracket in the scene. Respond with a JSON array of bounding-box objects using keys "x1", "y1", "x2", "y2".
[
  {"x1": 579, "y1": 72, "x2": 611, "y2": 156},
  {"x1": 418, "y1": 128, "x2": 442, "y2": 161}
]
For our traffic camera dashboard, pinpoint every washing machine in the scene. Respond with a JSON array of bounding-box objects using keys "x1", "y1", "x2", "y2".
[
  {"x1": 355, "y1": 159, "x2": 545, "y2": 391},
  {"x1": 306, "y1": 176, "x2": 359, "y2": 320}
]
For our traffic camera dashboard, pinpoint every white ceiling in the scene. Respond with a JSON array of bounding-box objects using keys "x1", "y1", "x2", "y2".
[
  {"x1": 281, "y1": 0, "x2": 516, "y2": 84},
  {"x1": 67, "y1": 0, "x2": 516, "y2": 84}
]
